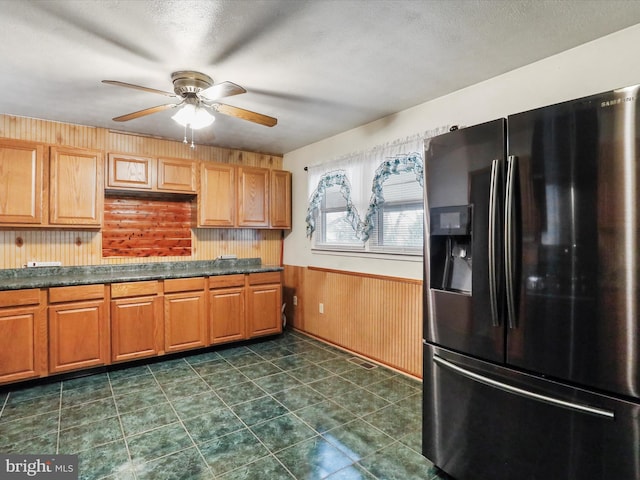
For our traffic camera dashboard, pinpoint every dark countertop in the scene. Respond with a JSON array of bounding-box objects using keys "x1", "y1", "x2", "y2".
[{"x1": 0, "y1": 258, "x2": 283, "y2": 291}]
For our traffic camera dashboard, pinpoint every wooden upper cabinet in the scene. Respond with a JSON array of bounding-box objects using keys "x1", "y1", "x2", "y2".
[
  {"x1": 0, "y1": 138, "x2": 46, "y2": 225},
  {"x1": 50, "y1": 146, "x2": 103, "y2": 226},
  {"x1": 107, "y1": 153, "x2": 153, "y2": 190},
  {"x1": 237, "y1": 166, "x2": 269, "y2": 227},
  {"x1": 199, "y1": 162, "x2": 235, "y2": 227},
  {"x1": 106, "y1": 154, "x2": 196, "y2": 194},
  {"x1": 270, "y1": 169, "x2": 292, "y2": 229},
  {"x1": 157, "y1": 157, "x2": 196, "y2": 193}
]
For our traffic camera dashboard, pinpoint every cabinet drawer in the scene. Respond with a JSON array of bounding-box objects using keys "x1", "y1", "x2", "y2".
[
  {"x1": 209, "y1": 274, "x2": 245, "y2": 289},
  {"x1": 112, "y1": 281, "x2": 161, "y2": 298},
  {"x1": 49, "y1": 284, "x2": 105, "y2": 303},
  {"x1": 248, "y1": 272, "x2": 281, "y2": 285},
  {"x1": 0, "y1": 288, "x2": 42, "y2": 308},
  {"x1": 164, "y1": 277, "x2": 205, "y2": 293}
]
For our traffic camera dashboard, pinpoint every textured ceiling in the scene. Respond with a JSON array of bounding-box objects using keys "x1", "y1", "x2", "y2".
[{"x1": 1, "y1": 0, "x2": 640, "y2": 155}]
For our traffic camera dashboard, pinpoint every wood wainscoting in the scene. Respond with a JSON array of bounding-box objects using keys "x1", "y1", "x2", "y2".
[{"x1": 283, "y1": 265, "x2": 423, "y2": 379}]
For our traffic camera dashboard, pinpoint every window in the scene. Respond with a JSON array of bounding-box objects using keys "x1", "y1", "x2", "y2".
[
  {"x1": 316, "y1": 184, "x2": 363, "y2": 249},
  {"x1": 306, "y1": 128, "x2": 447, "y2": 257},
  {"x1": 308, "y1": 157, "x2": 424, "y2": 256},
  {"x1": 368, "y1": 171, "x2": 424, "y2": 254}
]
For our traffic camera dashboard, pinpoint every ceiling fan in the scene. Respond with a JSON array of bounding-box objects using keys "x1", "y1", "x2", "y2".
[{"x1": 102, "y1": 70, "x2": 277, "y2": 136}]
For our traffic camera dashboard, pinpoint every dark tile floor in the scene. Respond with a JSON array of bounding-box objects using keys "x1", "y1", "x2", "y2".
[{"x1": 0, "y1": 330, "x2": 448, "y2": 480}]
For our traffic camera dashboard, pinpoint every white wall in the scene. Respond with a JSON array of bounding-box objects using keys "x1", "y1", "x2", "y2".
[{"x1": 283, "y1": 23, "x2": 640, "y2": 280}]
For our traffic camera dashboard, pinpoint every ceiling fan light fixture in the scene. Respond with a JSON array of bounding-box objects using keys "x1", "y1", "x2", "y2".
[{"x1": 171, "y1": 103, "x2": 215, "y2": 129}]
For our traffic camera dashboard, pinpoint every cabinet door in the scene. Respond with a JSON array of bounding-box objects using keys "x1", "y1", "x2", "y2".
[
  {"x1": 199, "y1": 162, "x2": 235, "y2": 226},
  {"x1": 158, "y1": 157, "x2": 196, "y2": 193},
  {"x1": 0, "y1": 138, "x2": 46, "y2": 224},
  {"x1": 107, "y1": 153, "x2": 153, "y2": 190},
  {"x1": 210, "y1": 287, "x2": 246, "y2": 344},
  {"x1": 247, "y1": 283, "x2": 282, "y2": 338},
  {"x1": 50, "y1": 146, "x2": 103, "y2": 226},
  {"x1": 111, "y1": 295, "x2": 163, "y2": 362},
  {"x1": 164, "y1": 291, "x2": 207, "y2": 352},
  {"x1": 49, "y1": 299, "x2": 109, "y2": 373},
  {"x1": 270, "y1": 169, "x2": 292, "y2": 229},
  {"x1": 0, "y1": 305, "x2": 47, "y2": 384},
  {"x1": 238, "y1": 166, "x2": 269, "y2": 227}
]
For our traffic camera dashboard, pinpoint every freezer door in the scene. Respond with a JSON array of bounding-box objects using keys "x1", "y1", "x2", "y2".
[
  {"x1": 424, "y1": 119, "x2": 506, "y2": 363},
  {"x1": 422, "y1": 344, "x2": 640, "y2": 480},
  {"x1": 506, "y1": 86, "x2": 640, "y2": 399}
]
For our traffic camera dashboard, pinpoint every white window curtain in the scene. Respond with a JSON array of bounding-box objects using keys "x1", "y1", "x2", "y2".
[{"x1": 305, "y1": 126, "x2": 449, "y2": 243}]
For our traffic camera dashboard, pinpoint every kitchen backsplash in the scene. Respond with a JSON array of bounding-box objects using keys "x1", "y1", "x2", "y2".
[{"x1": 0, "y1": 228, "x2": 282, "y2": 269}]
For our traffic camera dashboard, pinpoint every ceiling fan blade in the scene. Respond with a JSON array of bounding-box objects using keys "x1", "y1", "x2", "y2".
[
  {"x1": 199, "y1": 81, "x2": 247, "y2": 101},
  {"x1": 112, "y1": 103, "x2": 179, "y2": 122},
  {"x1": 209, "y1": 103, "x2": 277, "y2": 127},
  {"x1": 102, "y1": 80, "x2": 176, "y2": 97}
]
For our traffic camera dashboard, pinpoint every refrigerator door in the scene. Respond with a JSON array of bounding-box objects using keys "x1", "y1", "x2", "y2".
[
  {"x1": 506, "y1": 86, "x2": 640, "y2": 399},
  {"x1": 424, "y1": 119, "x2": 506, "y2": 363},
  {"x1": 423, "y1": 344, "x2": 640, "y2": 480}
]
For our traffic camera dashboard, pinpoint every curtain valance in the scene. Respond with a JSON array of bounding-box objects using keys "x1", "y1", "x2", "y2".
[{"x1": 305, "y1": 127, "x2": 448, "y2": 242}]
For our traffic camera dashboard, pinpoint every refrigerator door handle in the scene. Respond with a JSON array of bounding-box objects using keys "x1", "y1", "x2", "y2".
[
  {"x1": 505, "y1": 155, "x2": 517, "y2": 329},
  {"x1": 433, "y1": 355, "x2": 615, "y2": 419},
  {"x1": 488, "y1": 159, "x2": 501, "y2": 327}
]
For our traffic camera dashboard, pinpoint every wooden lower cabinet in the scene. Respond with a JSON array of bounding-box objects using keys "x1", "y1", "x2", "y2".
[
  {"x1": 0, "y1": 272, "x2": 283, "y2": 386},
  {"x1": 48, "y1": 284, "x2": 109, "y2": 374},
  {"x1": 164, "y1": 278, "x2": 207, "y2": 353},
  {"x1": 111, "y1": 281, "x2": 163, "y2": 362},
  {"x1": 209, "y1": 272, "x2": 282, "y2": 343},
  {"x1": 209, "y1": 275, "x2": 246, "y2": 345},
  {"x1": 247, "y1": 273, "x2": 283, "y2": 338},
  {"x1": 0, "y1": 289, "x2": 47, "y2": 384}
]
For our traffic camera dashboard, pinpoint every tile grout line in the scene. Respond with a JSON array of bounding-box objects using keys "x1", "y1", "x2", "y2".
[
  {"x1": 218, "y1": 352, "x2": 312, "y2": 478},
  {"x1": 55, "y1": 382, "x2": 63, "y2": 455},
  {"x1": 149, "y1": 358, "x2": 220, "y2": 479},
  {"x1": 190, "y1": 345, "x2": 308, "y2": 479},
  {"x1": 0, "y1": 390, "x2": 9, "y2": 419},
  {"x1": 107, "y1": 371, "x2": 139, "y2": 480},
  {"x1": 3, "y1": 332, "x2": 425, "y2": 479},
  {"x1": 232, "y1": 344, "x2": 371, "y2": 478},
  {"x1": 186, "y1": 355, "x2": 296, "y2": 479}
]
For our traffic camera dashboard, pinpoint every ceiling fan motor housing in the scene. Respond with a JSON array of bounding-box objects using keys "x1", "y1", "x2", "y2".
[{"x1": 171, "y1": 71, "x2": 213, "y2": 96}]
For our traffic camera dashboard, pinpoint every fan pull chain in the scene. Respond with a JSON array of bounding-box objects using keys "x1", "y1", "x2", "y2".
[
  {"x1": 182, "y1": 124, "x2": 188, "y2": 144},
  {"x1": 190, "y1": 127, "x2": 196, "y2": 149}
]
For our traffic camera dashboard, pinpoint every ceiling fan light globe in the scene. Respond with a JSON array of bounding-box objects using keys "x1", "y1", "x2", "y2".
[
  {"x1": 171, "y1": 104, "x2": 196, "y2": 126},
  {"x1": 191, "y1": 108, "x2": 215, "y2": 129},
  {"x1": 171, "y1": 104, "x2": 215, "y2": 129}
]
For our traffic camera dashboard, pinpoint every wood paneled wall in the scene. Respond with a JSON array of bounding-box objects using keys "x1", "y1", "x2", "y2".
[
  {"x1": 0, "y1": 115, "x2": 283, "y2": 268},
  {"x1": 283, "y1": 265, "x2": 423, "y2": 379}
]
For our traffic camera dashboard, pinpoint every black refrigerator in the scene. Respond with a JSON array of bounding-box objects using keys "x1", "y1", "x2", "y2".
[{"x1": 422, "y1": 85, "x2": 640, "y2": 480}]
